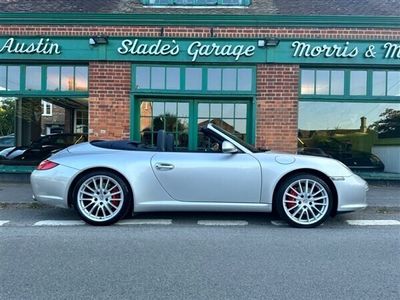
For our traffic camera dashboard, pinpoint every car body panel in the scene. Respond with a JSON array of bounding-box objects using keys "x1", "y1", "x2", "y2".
[{"x1": 150, "y1": 152, "x2": 261, "y2": 203}]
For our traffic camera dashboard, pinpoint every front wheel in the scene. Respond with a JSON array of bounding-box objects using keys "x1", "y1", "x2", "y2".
[
  {"x1": 276, "y1": 174, "x2": 333, "y2": 228},
  {"x1": 73, "y1": 171, "x2": 131, "y2": 226}
]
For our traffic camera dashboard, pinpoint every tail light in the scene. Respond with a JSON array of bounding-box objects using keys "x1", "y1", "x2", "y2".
[{"x1": 37, "y1": 160, "x2": 59, "y2": 170}]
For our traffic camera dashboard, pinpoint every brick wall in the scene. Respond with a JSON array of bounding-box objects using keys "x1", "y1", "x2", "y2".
[
  {"x1": 1, "y1": 25, "x2": 400, "y2": 39},
  {"x1": 256, "y1": 64, "x2": 299, "y2": 153},
  {"x1": 1, "y1": 24, "x2": 399, "y2": 151},
  {"x1": 89, "y1": 62, "x2": 131, "y2": 140}
]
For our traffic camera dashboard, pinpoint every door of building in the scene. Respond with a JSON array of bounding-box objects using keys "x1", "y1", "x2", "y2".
[{"x1": 138, "y1": 98, "x2": 252, "y2": 151}]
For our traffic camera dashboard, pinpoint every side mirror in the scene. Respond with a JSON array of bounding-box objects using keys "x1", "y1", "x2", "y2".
[{"x1": 222, "y1": 141, "x2": 238, "y2": 154}]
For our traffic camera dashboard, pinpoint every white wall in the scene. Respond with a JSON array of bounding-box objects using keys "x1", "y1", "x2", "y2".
[{"x1": 372, "y1": 146, "x2": 400, "y2": 174}]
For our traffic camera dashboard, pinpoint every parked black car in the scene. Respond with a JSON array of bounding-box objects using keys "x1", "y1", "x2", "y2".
[
  {"x1": 298, "y1": 136, "x2": 385, "y2": 172},
  {"x1": 0, "y1": 133, "x2": 87, "y2": 165}
]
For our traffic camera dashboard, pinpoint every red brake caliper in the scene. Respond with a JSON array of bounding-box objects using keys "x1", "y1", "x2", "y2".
[
  {"x1": 111, "y1": 187, "x2": 119, "y2": 208},
  {"x1": 286, "y1": 188, "x2": 297, "y2": 209}
]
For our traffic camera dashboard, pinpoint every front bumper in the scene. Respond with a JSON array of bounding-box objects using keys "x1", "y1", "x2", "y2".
[
  {"x1": 334, "y1": 174, "x2": 368, "y2": 212},
  {"x1": 31, "y1": 164, "x2": 79, "y2": 208}
]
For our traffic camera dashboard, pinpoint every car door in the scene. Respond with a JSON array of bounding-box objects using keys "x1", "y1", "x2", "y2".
[{"x1": 150, "y1": 152, "x2": 261, "y2": 203}]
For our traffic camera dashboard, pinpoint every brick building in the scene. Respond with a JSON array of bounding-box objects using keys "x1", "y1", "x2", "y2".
[{"x1": 0, "y1": 0, "x2": 399, "y2": 175}]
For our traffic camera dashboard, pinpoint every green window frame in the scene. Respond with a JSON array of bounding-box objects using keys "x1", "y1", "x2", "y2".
[
  {"x1": 300, "y1": 68, "x2": 400, "y2": 102},
  {"x1": 133, "y1": 64, "x2": 256, "y2": 96},
  {"x1": 132, "y1": 97, "x2": 254, "y2": 151},
  {"x1": 0, "y1": 64, "x2": 89, "y2": 97},
  {"x1": 141, "y1": 0, "x2": 251, "y2": 6}
]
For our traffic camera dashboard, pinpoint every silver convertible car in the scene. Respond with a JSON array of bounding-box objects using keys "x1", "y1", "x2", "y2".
[{"x1": 31, "y1": 123, "x2": 368, "y2": 228}]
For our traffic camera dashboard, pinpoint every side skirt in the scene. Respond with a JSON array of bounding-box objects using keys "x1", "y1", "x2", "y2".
[{"x1": 134, "y1": 201, "x2": 272, "y2": 213}]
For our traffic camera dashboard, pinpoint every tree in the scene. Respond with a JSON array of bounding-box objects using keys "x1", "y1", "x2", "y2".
[
  {"x1": 369, "y1": 109, "x2": 400, "y2": 138},
  {"x1": 152, "y1": 113, "x2": 187, "y2": 132},
  {"x1": 0, "y1": 98, "x2": 15, "y2": 136}
]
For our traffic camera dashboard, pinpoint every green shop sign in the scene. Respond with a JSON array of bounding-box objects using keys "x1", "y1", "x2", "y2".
[
  {"x1": 0, "y1": 36, "x2": 399, "y2": 65},
  {"x1": 267, "y1": 40, "x2": 400, "y2": 65},
  {"x1": 0, "y1": 36, "x2": 265, "y2": 63}
]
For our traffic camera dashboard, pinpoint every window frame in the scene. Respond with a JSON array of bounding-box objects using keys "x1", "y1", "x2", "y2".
[
  {"x1": 0, "y1": 64, "x2": 89, "y2": 97},
  {"x1": 132, "y1": 64, "x2": 256, "y2": 96},
  {"x1": 132, "y1": 96, "x2": 254, "y2": 151},
  {"x1": 41, "y1": 100, "x2": 53, "y2": 116},
  {"x1": 299, "y1": 68, "x2": 400, "y2": 103}
]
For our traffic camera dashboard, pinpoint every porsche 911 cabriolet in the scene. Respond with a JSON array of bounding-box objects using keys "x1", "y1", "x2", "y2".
[{"x1": 31, "y1": 123, "x2": 368, "y2": 228}]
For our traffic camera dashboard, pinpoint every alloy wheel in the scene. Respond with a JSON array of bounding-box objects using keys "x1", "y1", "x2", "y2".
[
  {"x1": 76, "y1": 175, "x2": 125, "y2": 222},
  {"x1": 282, "y1": 178, "x2": 330, "y2": 226}
]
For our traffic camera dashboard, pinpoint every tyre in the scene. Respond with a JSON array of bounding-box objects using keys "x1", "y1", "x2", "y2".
[
  {"x1": 276, "y1": 174, "x2": 333, "y2": 228},
  {"x1": 73, "y1": 171, "x2": 131, "y2": 226}
]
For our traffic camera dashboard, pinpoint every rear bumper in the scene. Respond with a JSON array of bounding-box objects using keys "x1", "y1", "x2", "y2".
[
  {"x1": 334, "y1": 174, "x2": 368, "y2": 212},
  {"x1": 31, "y1": 164, "x2": 79, "y2": 208}
]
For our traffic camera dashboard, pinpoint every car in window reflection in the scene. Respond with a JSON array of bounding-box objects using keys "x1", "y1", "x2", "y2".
[
  {"x1": 0, "y1": 134, "x2": 15, "y2": 151},
  {"x1": 298, "y1": 137, "x2": 385, "y2": 172},
  {"x1": 0, "y1": 133, "x2": 87, "y2": 165}
]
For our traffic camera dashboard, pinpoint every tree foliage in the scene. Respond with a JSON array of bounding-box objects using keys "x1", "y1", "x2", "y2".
[
  {"x1": 369, "y1": 109, "x2": 400, "y2": 138},
  {"x1": 0, "y1": 98, "x2": 15, "y2": 136}
]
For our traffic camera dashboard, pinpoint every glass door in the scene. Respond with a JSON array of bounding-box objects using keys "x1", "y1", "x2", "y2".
[{"x1": 138, "y1": 98, "x2": 251, "y2": 151}]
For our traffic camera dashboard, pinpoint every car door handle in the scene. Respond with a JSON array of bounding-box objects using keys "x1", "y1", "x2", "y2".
[{"x1": 154, "y1": 163, "x2": 175, "y2": 171}]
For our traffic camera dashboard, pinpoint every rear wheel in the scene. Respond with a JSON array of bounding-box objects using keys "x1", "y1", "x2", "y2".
[
  {"x1": 73, "y1": 171, "x2": 131, "y2": 226},
  {"x1": 276, "y1": 174, "x2": 333, "y2": 228}
]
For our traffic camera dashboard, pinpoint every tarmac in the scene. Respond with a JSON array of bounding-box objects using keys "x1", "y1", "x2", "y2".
[{"x1": 0, "y1": 181, "x2": 399, "y2": 208}]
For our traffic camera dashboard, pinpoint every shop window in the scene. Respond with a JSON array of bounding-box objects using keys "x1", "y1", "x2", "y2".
[
  {"x1": 25, "y1": 66, "x2": 42, "y2": 91},
  {"x1": 0, "y1": 97, "x2": 88, "y2": 167},
  {"x1": 142, "y1": 0, "x2": 250, "y2": 5},
  {"x1": 75, "y1": 67, "x2": 89, "y2": 91},
  {"x1": 134, "y1": 65, "x2": 255, "y2": 94},
  {"x1": 0, "y1": 66, "x2": 20, "y2": 91},
  {"x1": 298, "y1": 101, "x2": 400, "y2": 173},
  {"x1": 301, "y1": 69, "x2": 345, "y2": 96},
  {"x1": 387, "y1": 71, "x2": 400, "y2": 96},
  {"x1": 372, "y1": 71, "x2": 400, "y2": 97},
  {"x1": 135, "y1": 67, "x2": 151, "y2": 89},
  {"x1": 301, "y1": 69, "x2": 400, "y2": 99},
  {"x1": 47, "y1": 67, "x2": 60, "y2": 91},
  {"x1": 0, "y1": 65, "x2": 88, "y2": 95},
  {"x1": 135, "y1": 66, "x2": 181, "y2": 90},
  {"x1": 222, "y1": 68, "x2": 236, "y2": 91},
  {"x1": 61, "y1": 66, "x2": 74, "y2": 91},
  {"x1": 237, "y1": 68, "x2": 252, "y2": 91},
  {"x1": 7, "y1": 67, "x2": 20, "y2": 91},
  {"x1": 300, "y1": 70, "x2": 315, "y2": 94},
  {"x1": 0, "y1": 66, "x2": 5, "y2": 91},
  {"x1": 349, "y1": 71, "x2": 367, "y2": 96},
  {"x1": 207, "y1": 67, "x2": 253, "y2": 92},
  {"x1": 185, "y1": 68, "x2": 202, "y2": 90},
  {"x1": 207, "y1": 68, "x2": 222, "y2": 91},
  {"x1": 330, "y1": 71, "x2": 344, "y2": 95},
  {"x1": 315, "y1": 70, "x2": 329, "y2": 95},
  {"x1": 166, "y1": 68, "x2": 180, "y2": 90}
]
